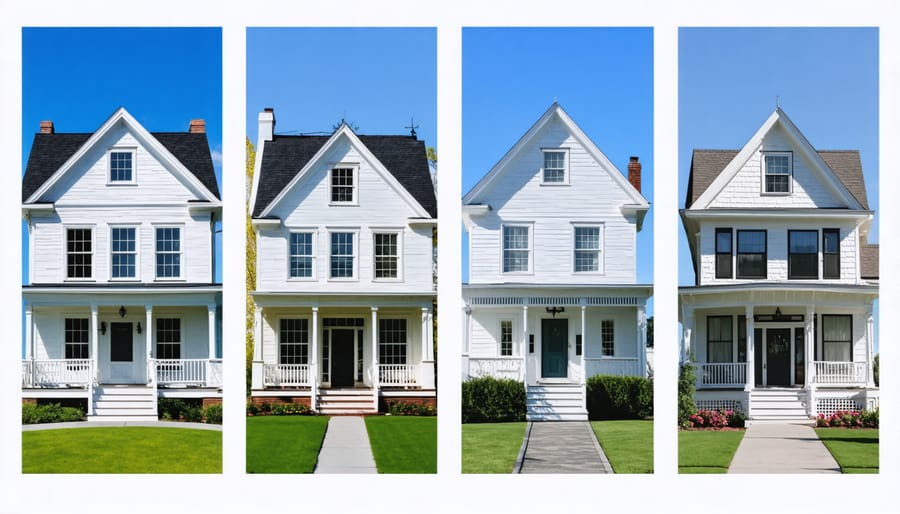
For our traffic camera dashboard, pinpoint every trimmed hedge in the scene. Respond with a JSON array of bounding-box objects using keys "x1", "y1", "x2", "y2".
[
  {"x1": 461, "y1": 376, "x2": 526, "y2": 423},
  {"x1": 23, "y1": 402, "x2": 85, "y2": 424},
  {"x1": 586, "y1": 375, "x2": 652, "y2": 420}
]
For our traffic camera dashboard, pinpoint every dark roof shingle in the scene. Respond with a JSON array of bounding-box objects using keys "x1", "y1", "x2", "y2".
[{"x1": 253, "y1": 133, "x2": 436, "y2": 218}]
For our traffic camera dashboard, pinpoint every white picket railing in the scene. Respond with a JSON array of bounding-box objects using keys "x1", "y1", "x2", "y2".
[
  {"x1": 814, "y1": 361, "x2": 867, "y2": 386},
  {"x1": 156, "y1": 359, "x2": 213, "y2": 386},
  {"x1": 585, "y1": 357, "x2": 641, "y2": 378},
  {"x1": 467, "y1": 357, "x2": 526, "y2": 382},
  {"x1": 698, "y1": 362, "x2": 747, "y2": 387},
  {"x1": 207, "y1": 360, "x2": 223, "y2": 387},
  {"x1": 379, "y1": 364, "x2": 419, "y2": 386},
  {"x1": 264, "y1": 364, "x2": 310, "y2": 386},
  {"x1": 22, "y1": 359, "x2": 92, "y2": 388}
]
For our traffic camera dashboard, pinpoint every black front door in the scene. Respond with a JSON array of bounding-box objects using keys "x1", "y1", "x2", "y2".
[
  {"x1": 111, "y1": 322, "x2": 133, "y2": 362},
  {"x1": 541, "y1": 318, "x2": 568, "y2": 378},
  {"x1": 331, "y1": 329, "x2": 355, "y2": 387},
  {"x1": 766, "y1": 328, "x2": 792, "y2": 386}
]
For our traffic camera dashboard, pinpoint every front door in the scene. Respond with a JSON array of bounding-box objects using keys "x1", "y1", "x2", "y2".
[
  {"x1": 331, "y1": 329, "x2": 355, "y2": 387},
  {"x1": 541, "y1": 318, "x2": 568, "y2": 378},
  {"x1": 766, "y1": 328, "x2": 792, "y2": 386},
  {"x1": 109, "y1": 322, "x2": 136, "y2": 383}
]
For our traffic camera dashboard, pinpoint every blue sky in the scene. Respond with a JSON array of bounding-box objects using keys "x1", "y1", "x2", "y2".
[
  {"x1": 22, "y1": 27, "x2": 223, "y2": 282},
  {"x1": 462, "y1": 27, "x2": 654, "y2": 312},
  {"x1": 246, "y1": 28, "x2": 436, "y2": 151}
]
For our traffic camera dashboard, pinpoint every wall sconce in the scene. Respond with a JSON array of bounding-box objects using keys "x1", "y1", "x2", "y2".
[
  {"x1": 774, "y1": 307, "x2": 783, "y2": 321},
  {"x1": 546, "y1": 307, "x2": 565, "y2": 318},
  {"x1": 136, "y1": 322, "x2": 142, "y2": 334},
  {"x1": 119, "y1": 306, "x2": 127, "y2": 318},
  {"x1": 100, "y1": 322, "x2": 107, "y2": 335}
]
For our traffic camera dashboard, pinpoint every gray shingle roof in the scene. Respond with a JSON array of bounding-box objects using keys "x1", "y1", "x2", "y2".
[
  {"x1": 252, "y1": 134, "x2": 437, "y2": 218},
  {"x1": 860, "y1": 243, "x2": 879, "y2": 279},
  {"x1": 685, "y1": 149, "x2": 869, "y2": 209},
  {"x1": 23, "y1": 131, "x2": 220, "y2": 202}
]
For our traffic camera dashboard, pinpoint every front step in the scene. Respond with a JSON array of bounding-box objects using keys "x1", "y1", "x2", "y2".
[
  {"x1": 88, "y1": 385, "x2": 157, "y2": 422},
  {"x1": 750, "y1": 389, "x2": 810, "y2": 421},
  {"x1": 317, "y1": 389, "x2": 377, "y2": 414},
  {"x1": 527, "y1": 384, "x2": 587, "y2": 421}
]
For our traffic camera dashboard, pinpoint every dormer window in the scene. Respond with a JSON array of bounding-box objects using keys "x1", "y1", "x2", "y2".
[
  {"x1": 109, "y1": 150, "x2": 135, "y2": 183},
  {"x1": 763, "y1": 152, "x2": 791, "y2": 194},
  {"x1": 542, "y1": 149, "x2": 568, "y2": 184},
  {"x1": 330, "y1": 165, "x2": 357, "y2": 204}
]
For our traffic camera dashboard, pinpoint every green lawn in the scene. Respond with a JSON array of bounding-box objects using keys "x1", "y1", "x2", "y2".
[
  {"x1": 364, "y1": 416, "x2": 436, "y2": 473},
  {"x1": 815, "y1": 428, "x2": 879, "y2": 473},
  {"x1": 679, "y1": 430, "x2": 745, "y2": 473},
  {"x1": 461, "y1": 422, "x2": 526, "y2": 474},
  {"x1": 23, "y1": 427, "x2": 221, "y2": 473},
  {"x1": 590, "y1": 420, "x2": 653, "y2": 473},
  {"x1": 246, "y1": 416, "x2": 329, "y2": 473}
]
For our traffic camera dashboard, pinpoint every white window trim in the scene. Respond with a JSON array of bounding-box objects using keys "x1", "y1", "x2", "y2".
[
  {"x1": 152, "y1": 224, "x2": 185, "y2": 281},
  {"x1": 327, "y1": 228, "x2": 359, "y2": 281},
  {"x1": 499, "y1": 319, "x2": 515, "y2": 357},
  {"x1": 540, "y1": 148, "x2": 570, "y2": 185},
  {"x1": 286, "y1": 228, "x2": 317, "y2": 281},
  {"x1": 328, "y1": 163, "x2": 359, "y2": 206},
  {"x1": 372, "y1": 228, "x2": 404, "y2": 282},
  {"x1": 108, "y1": 224, "x2": 140, "y2": 282},
  {"x1": 572, "y1": 222, "x2": 605, "y2": 275},
  {"x1": 106, "y1": 148, "x2": 137, "y2": 185},
  {"x1": 63, "y1": 224, "x2": 96, "y2": 282},
  {"x1": 761, "y1": 151, "x2": 793, "y2": 196},
  {"x1": 154, "y1": 316, "x2": 183, "y2": 360},
  {"x1": 500, "y1": 222, "x2": 534, "y2": 275}
]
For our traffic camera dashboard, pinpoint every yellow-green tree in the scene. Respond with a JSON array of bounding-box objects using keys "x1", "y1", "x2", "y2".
[{"x1": 246, "y1": 138, "x2": 256, "y2": 395}]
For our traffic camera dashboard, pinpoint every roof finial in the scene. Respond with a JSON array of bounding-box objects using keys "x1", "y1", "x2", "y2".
[
  {"x1": 405, "y1": 117, "x2": 419, "y2": 137},
  {"x1": 554, "y1": 96, "x2": 558, "y2": 104},
  {"x1": 776, "y1": 95, "x2": 780, "y2": 109}
]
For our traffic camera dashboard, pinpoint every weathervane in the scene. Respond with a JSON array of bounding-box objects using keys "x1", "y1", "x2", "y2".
[{"x1": 406, "y1": 117, "x2": 419, "y2": 137}]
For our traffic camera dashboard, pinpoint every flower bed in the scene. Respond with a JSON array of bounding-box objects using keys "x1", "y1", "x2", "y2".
[
  {"x1": 816, "y1": 408, "x2": 878, "y2": 428},
  {"x1": 684, "y1": 408, "x2": 745, "y2": 430}
]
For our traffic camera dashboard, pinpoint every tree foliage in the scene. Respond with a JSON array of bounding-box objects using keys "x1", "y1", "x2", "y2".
[{"x1": 246, "y1": 138, "x2": 257, "y2": 394}]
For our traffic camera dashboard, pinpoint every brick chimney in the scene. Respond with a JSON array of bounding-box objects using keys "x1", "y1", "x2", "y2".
[
  {"x1": 258, "y1": 108, "x2": 275, "y2": 142},
  {"x1": 40, "y1": 120, "x2": 54, "y2": 134},
  {"x1": 189, "y1": 119, "x2": 206, "y2": 134},
  {"x1": 627, "y1": 156, "x2": 641, "y2": 193}
]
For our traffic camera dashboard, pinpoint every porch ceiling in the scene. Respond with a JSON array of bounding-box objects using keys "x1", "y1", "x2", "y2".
[{"x1": 679, "y1": 283, "x2": 877, "y2": 313}]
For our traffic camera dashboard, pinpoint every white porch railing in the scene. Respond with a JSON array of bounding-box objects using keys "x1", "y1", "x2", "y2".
[
  {"x1": 22, "y1": 359, "x2": 92, "y2": 388},
  {"x1": 379, "y1": 364, "x2": 419, "y2": 386},
  {"x1": 156, "y1": 359, "x2": 221, "y2": 386},
  {"x1": 468, "y1": 357, "x2": 526, "y2": 382},
  {"x1": 207, "y1": 359, "x2": 223, "y2": 388},
  {"x1": 697, "y1": 362, "x2": 747, "y2": 388},
  {"x1": 814, "y1": 361, "x2": 867, "y2": 386},
  {"x1": 263, "y1": 364, "x2": 310, "y2": 387},
  {"x1": 585, "y1": 357, "x2": 641, "y2": 378}
]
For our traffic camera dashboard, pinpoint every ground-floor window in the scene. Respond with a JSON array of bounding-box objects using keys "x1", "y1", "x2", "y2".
[
  {"x1": 500, "y1": 320, "x2": 513, "y2": 356},
  {"x1": 707, "y1": 315, "x2": 733, "y2": 363},
  {"x1": 279, "y1": 319, "x2": 309, "y2": 365},
  {"x1": 156, "y1": 318, "x2": 181, "y2": 359},
  {"x1": 379, "y1": 319, "x2": 407, "y2": 364},
  {"x1": 64, "y1": 318, "x2": 89, "y2": 359},
  {"x1": 822, "y1": 314, "x2": 852, "y2": 361},
  {"x1": 601, "y1": 320, "x2": 615, "y2": 356}
]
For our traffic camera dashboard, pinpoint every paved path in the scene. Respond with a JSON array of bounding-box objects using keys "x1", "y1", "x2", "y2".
[
  {"x1": 23, "y1": 421, "x2": 221, "y2": 431},
  {"x1": 314, "y1": 416, "x2": 377, "y2": 474},
  {"x1": 516, "y1": 421, "x2": 613, "y2": 474},
  {"x1": 728, "y1": 422, "x2": 840, "y2": 473}
]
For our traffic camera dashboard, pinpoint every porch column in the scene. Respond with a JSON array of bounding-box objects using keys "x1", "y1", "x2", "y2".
[
  {"x1": 311, "y1": 307, "x2": 318, "y2": 412},
  {"x1": 420, "y1": 306, "x2": 435, "y2": 389},
  {"x1": 24, "y1": 304, "x2": 33, "y2": 361},
  {"x1": 462, "y1": 305, "x2": 471, "y2": 380},
  {"x1": 371, "y1": 307, "x2": 379, "y2": 412},
  {"x1": 866, "y1": 303, "x2": 875, "y2": 387},
  {"x1": 145, "y1": 306, "x2": 153, "y2": 386},
  {"x1": 522, "y1": 304, "x2": 529, "y2": 383},
  {"x1": 251, "y1": 306, "x2": 264, "y2": 390},
  {"x1": 90, "y1": 304, "x2": 99, "y2": 382},
  {"x1": 637, "y1": 303, "x2": 648, "y2": 379},
  {"x1": 421, "y1": 307, "x2": 429, "y2": 364},
  {"x1": 581, "y1": 302, "x2": 587, "y2": 412},
  {"x1": 806, "y1": 305, "x2": 816, "y2": 416},
  {"x1": 745, "y1": 305, "x2": 754, "y2": 392},
  {"x1": 207, "y1": 304, "x2": 216, "y2": 389},
  {"x1": 681, "y1": 305, "x2": 693, "y2": 364}
]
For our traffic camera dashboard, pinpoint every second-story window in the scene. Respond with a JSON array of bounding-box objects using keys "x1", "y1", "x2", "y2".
[
  {"x1": 823, "y1": 229, "x2": 840, "y2": 279},
  {"x1": 110, "y1": 227, "x2": 137, "y2": 279},
  {"x1": 542, "y1": 149, "x2": 568, "y2": 184},
  {"x1": 763, "y1": 152, "x2": 791, "y2": 194},
  {"x1": 374, "y1": 232, "x2": 399, "y2": 279},
  {"x1": 330, "y1": 232, "x2": 355, "y2": 279},
  {"x1": 289, "y1": 232, "x2": 314, "y2": 279},
  {"x1": 736, "y1": 230, "x2": 766, "y2": 279},
  {"x1": 109, "y1": 150, "x2": 134, "y2": 183},
  {"x1": 66, "y1": 228, "x2": 93, "y2": 279},
  {"x1": 715, "y1": 228, "x2": 733, "y2": 279},
  {"x1": 574, "y1": 226, "x2": 602, "y2": 273},
  {"x1": 155, "y1": 227, "x2": 181, "y2": 279},
  {"x1": 331, "y1": 166, "x2": 356, "y2": 203},
  {"x1": 788, "y1": 230, "x2": 818, "y2": 279},
  {"x1": 502, "y1": 225, "x2": 530, "y2": 273}
]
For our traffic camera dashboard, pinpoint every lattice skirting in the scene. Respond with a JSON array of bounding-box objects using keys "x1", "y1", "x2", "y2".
[
  {"x1": 816, "y1": 397, "x2": 861, "y2": 415},
  {"x1": 696, "y1": 399, "x2": 743, "y2": 413}
]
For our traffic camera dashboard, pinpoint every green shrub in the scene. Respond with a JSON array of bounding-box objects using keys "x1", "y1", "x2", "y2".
[
  {"x1": 182, "y1": 405, "x2": 203, "y2": 422},
  {"x1": 461, "y1": 376, "x2": 526, "y2": 423},
  {"x1": 157, "y1": 398, "x2": 188, "y2": 420},
  {"x1": 386, "y1": 400, "x2": 436, "y2": 416},
  {"x1": 203, "y1": 403, "x2": 223, "y2": 424},
  {"x1": 22, "y1": 402, "x2": 85, "y2": 424},
  {"x1": 678, "y1": 361, "x2": 697, "y2": 428},
  {"x1": 246, "y1": 399, "x2": 259, "y2": 416},
  {"x1": 268, "y1": 401, "x2": 310, "y2": 416},
  {"x1": 586, "y1": 375, "x2": 653, "y2": 420},
  {"x1": 874, "y1": 354, "x2": 879, "y2": 387}
]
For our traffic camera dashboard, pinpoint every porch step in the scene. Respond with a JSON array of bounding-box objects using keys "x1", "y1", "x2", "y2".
[
  {"x1": 527, "y1": 384, "x2": 587, "y2": 421},
  {"x1": 750, "y1": 389, "x2": 810, "y2": 421},
  {"x1": 317, "y1": 389, "x2": 377, "y2": 415},
  {"x1": 88, "y1": 385, "x2": 157, "y2": 422}
]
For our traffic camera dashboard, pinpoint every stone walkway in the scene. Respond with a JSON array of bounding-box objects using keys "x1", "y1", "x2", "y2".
[
  {"x1": 314, "y1": 416, "x2": 377, "y2": 474},
  {"x1": 516, "y1": 421, "x2": 613, "y2": 474},
  {"x1": 728, "y1": 422, "x2": 840, "y2": 473}
]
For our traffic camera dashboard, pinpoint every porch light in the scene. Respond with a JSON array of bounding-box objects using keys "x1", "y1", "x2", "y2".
[
  {"x1": 136, "y1": 322, "x2": 142, "y2": 334},
  {"x1": 774, "y1": 307, "x2": 783, "y2": 321},
  {"x1": 546, "y1": 307, "x2": 565, "y2": 317},
  {"x1": 100, "y1": 322, "x2": 106, "y2": 335},
  {"x1": 119, "y1": 306, "x2": 126, "y2": 318}
]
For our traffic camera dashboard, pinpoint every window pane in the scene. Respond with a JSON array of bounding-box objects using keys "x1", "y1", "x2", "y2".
[
  {"x1": 111, "y1": 227, "x2": 136, "y2": 278},
  {"x1": 543, "y1": 151, "x2": 565, "y2": 182},
  {"x1": 379, "y1": 319, "x2": 407, "y2": 365},
  {"x1": 110, "y1": 152, "x2": 133, "y2": 181},
  {"x1": 823, "y1": 229, "x2": 840, "y2": 279},
  {"x1": 289, "y1": 232, "x2": 313, "y2": 278},
  {"x1": 331, "y1": 168, "x2": 354, "y2": 202},
  {"x1": 66, "y1": 228, "x2": 92, "y2": 278},
  {"x1": 500, "y1": 320, "x2": 513, "y2": 356},
  {"x1": 737, "y1": 231, "x2": 765, "y2": 253},
  {"x1": 737, "y1": 231, "x2": 766, "y2": 278},
  {"x1": 716, "y1": 230, "x2": 732, "y2": 253},
  {"x1": 789, "y1": 231, "x2": 817, "y2": 253},
  {"x1": 601, "y1": 320, "x2": 614, "y2": 356},
  {"x1": 374, "y1": 233, "x2": 398, "y2": 278},
  {"x1": 155, "y1": 228, "x2": 181, "y2": 278},
  {"x1": 279, "y1": 318, "x2": 309, "y2": 365},
  {"x1": 503, "y1": 226, "x2": 529, "y2": 272},
  {"x1": 574, "y1": 226, "x2": 600, "y2": 272},
  {"x1": 330, "y1": 232, "x2": 354, "y2": 278}
]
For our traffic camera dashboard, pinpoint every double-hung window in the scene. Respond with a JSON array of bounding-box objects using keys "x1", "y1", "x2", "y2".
[
  {"x1": 736, "y1": 230, "x2": 766, "y2": 278},
  {"x1": 156, "y1": 318, "x2": 181, "y2": 360},
  {"x1": 715, "y1": 228, "x2": 733, "y2": 279},
  {"x1": 823, "y1": 229, "x2": 840, "y2": 279},
  {"x1": 574, "y1": 225, "x2": 602, "y2": 273},
  {"x1": 108, "y1": 150, "x2": 135, "y2": 183},
  {"x1": 707, "y1": 316, "x2": 733, "y2": 363},
  {"x1": 373, "y1": 232, "x2": 399, "y2": 279},
  {"x1": 763, "y1": 152, "x2": 791, "y2": 194},
  {"x1": 330, "y1": 166, "x2": 356, "y2": 204},
  {"x1": 155, "y1": 227, "x2": 181, "y2": 279},
  {"x1": 330, "y1": 231, "x2": 355, "y2": 279},
  {"x1": 64, "y1": 318, "x2": 89, "y2": 359},
  {"x1": 379, "y1": 319, "x2": 407, "y2": 365},
  {"x1": 66, "y1": 228, "x2": 93, "y2": 279},
  {"x1": 110, "y1": 227, "x2": 137, "y2": 279},
  {"x1": 542, "y1": 149, "x2": 568, "y2": 184},
  {"x1": 788, "y1": 230, "x2": 818, "y2": 279},
  {"x1": 822, "y1": 315, "x2": 852, "y2": 361},
  {"x1": 601, "y1": 320, "x2": 615, "y2": 356},
  {"x1": 289, "y1": 232, "x2": 314, "y2": 279},
  {"x1": 279, "y1": 319, "x2": 309, "y2": 365},
  {"x1": 502, "y1": 225, "x2": 530, "y2": 273},
  {"x1": 500, "y1": 320, "x2": 513, "y2": 356}
]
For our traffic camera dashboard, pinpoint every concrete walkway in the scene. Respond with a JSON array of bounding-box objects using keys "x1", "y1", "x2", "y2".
[
  {"x1": 314, "y1": 416, "x2": 377, "y2": 474},
  {"x1": 516, "y1": 421, "x2": 613, "y2": 474},
  {"x1": 23, "y1": 420, "x2": 222, "y2": 431},
  {"x1": 728, "y1": 422, "x2": 841, "y2": 473}
]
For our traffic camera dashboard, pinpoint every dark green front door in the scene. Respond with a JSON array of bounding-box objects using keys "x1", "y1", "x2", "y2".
[
  {"x1": 766, "y1": 328, "x2": 791, "y2": 386},
  {"x1": 331, "y1": 329, "x2": 355, "y2": 387},
  {"x1": 541, "y1": 318, "x2": 568, "y2": 378}
]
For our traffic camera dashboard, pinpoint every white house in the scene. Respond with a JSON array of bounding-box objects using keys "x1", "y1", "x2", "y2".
[
  {"x1": 680, "y1": 108, "x2": 879, "y2": 420},
  {"x1": 462, "y1": 103, "x2": 652, "y2": 421},
  {"x1": 248, "y1": 109, "x2": 436, "y2": 414},
  {"x1": 22, "y1": 108, "x2": 223, "y2": 421}
]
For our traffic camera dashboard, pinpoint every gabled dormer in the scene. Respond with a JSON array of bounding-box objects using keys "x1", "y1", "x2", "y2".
[{"x1": 463, "y1": 103, "x2": 648, "y2": 285}]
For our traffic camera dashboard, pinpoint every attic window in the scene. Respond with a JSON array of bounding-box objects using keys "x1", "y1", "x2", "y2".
[
  {"x1": 763, "y1": 152, "x2": 791, "y2": 194},
  {"x1": 330, "y1": 165, "x2": 357, "y2": 204},
  {"x1": 542, "y1": 149, "x2": 568, "y2": 184},
  {"x1": 109, "y1": 150, "x2": 135, "y2": 183}
]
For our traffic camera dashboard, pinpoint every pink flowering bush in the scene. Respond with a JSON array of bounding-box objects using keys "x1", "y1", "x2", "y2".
[
  {"x1": 816, "y1": 408, "x2": 878, "y2": 428},
  {"x1": 686, "y1": 409, "x2": 746, "y2": 429}
]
